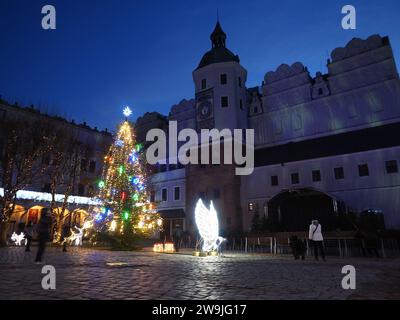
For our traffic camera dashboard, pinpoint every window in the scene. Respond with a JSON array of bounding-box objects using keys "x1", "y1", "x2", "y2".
[
  {"x1": 291, "y1": 173, "x2": 300, "y2": 184},
  {"x1": 174, "y1": 187, "x2": 180, "y2": 201},
  {"x1": 312, "y1": 170, "x2": 321, "y2": 182},
  {"x1": 385, "y1": 160, "x2": 398, "y2": 174},
  {"x1": 150, "y1": 190, "x2": 155, "y2": 202},
  {"x1": 248, "y1": 203, "x2": 254, "y2": 211},
  {"x1": 89, "y1": 160, "x2": 96, "y2": 173},
  {"x1": 271, "y1": 175, "x2": 279, "y2": 186},
  {"x1": 78, "y1": 184, "x2": 85, "y2": 196},
  {"x1": 253, "y1": 107, "x2": 258, "y2": 114},
  {"x1": 220, "y1": 74, "x2": 227, "y2": 85},
  {"x1": 318, "y1": 88, "x2": 323, "y2": 95},
  {"x1": 334, "y1": 167, "x2": 345, "y2": 180},
  {"x1": 80, "y1": 158, "x2": 87, "y2": 171},
  {"x1": 161, "y1": 188, "x2": 168, "y2": 202},
  {"x1": 213, "y1": 188, "x2": 220, "y2": 199},
  {"x1": 238, "y1": 77, "x2": 242, "y2": 88},
  {"x1": 358, "y1": 164, "x2": 369, "y2": 177},
  {"x1": 201, "y1": 79, "x2": 207, "y2": 90},
  {"x1": 221, "y1": 96, "x2": 229, "y2": 108},
  {"x1": 239, "y1": 99, "x2": 243, "y2": 110}
]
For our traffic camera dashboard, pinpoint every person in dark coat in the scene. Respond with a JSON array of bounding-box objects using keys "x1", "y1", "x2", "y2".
[
  {"x1": 61, "y1": 224, "x2": 71, "y2": 252},
  {"x1": 24, "y1": 221, "x2": 34, "y2": 252},
  {"x1": 172, "y1": 225, "x2": 183, "y2": 252},
  {"x1": 290, "y1": 235, "x2": 306, "y2": 260},
  {"x1": 35, "y1": 208, "x2": 52, "y2": 263}
]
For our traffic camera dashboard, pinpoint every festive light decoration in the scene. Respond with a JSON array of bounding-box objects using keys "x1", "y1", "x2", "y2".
[
  {"x1": 153, "y1": 243, "x2": 164, "y2": 252},
  {"x1": 123, "y1": 106, "x2": 132, "y2": 117},
  {"x1": 11, "y1": 232, "x2": 25, "y2": 246},
  {"x1": 0, "y1": 188, "x2": 100, "y2": 205},
  {"x1": 89, "y1": 113, "x2": 161, "y2": 240},
  {"x1": 109, "y1": 220, "x2": 117, "y2": 232},
  {"x1": 98, "y1": 180, "x2": 105, "y2": 189},
  {"x1": 164, "y1": 243, "x2": 175, "y2": 253},
  {"x1": 195, "y1": 199, "x2": 223, "y2": 252}
]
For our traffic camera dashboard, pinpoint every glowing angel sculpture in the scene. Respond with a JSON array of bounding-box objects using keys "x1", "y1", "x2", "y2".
[
  {"x1": 11, "y1": 232, "x2": 26, "y2": 246},
  {"x1": 195, "y1": 199, "x2": 222, "y2": 252}
]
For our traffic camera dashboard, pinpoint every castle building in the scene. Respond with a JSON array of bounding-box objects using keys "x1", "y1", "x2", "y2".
[
  {"x1": 0, "y1": 99, "x2": 112, "y2": 234},
  {"x1": 139, "y1": 21, "x2": 400, "y2": 238}
]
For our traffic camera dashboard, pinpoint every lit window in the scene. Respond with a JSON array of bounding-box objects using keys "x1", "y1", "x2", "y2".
[{"x1": 248, "y1": 203, "x2": 254, "y2": 211}]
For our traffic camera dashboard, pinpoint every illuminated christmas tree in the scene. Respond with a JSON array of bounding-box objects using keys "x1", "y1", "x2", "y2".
[{"x1": 91, "y1": 107, "x2": 161, "y2": 242}]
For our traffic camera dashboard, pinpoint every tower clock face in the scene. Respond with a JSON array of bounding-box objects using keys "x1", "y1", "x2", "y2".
[
  {"x1": 198, "y1": 101, "x2": 212, "y2": 119},
  {"x1": 196, "y1": 88, "x2": 214, "y2": 130}
]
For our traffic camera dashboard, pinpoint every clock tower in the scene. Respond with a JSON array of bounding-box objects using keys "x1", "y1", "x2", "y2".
[
  {"x1": 185, "y1": 21, "x2": 247, "y2": 236},
  {"x1": 192, "y1": 21, "x2": 248, "y2": 132}
]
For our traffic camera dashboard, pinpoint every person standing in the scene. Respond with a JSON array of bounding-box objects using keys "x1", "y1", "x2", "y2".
[
  {"x1": 172, "y1": 225, "x2": 183, "y2": 252},
  {"x1": 24, "y1": 221, "x2": 34, "y2": 252},
  {"x1": 308, "y1": 219, "x2": 326, "y2": 261},
  {"x1": 35, "y1": 208, "x2": 52, "y2": 264}
]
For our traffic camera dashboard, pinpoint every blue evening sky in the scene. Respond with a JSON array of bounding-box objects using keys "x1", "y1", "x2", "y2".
[{"x1": 0, "y1": 0, "x2": 399, "y2": 131}]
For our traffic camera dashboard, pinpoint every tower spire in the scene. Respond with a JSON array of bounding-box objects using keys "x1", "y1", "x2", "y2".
[{"x1": 210, "y1": 20, "x2": 226, "y2": 48}]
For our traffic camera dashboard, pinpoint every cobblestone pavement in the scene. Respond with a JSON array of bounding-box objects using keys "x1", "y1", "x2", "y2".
[{"x1": 0, "y1": 246, "x2": 399, "y2": 300}]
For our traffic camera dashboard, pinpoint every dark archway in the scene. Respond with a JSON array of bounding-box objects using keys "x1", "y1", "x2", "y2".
[{"x1": 266, "y1": 188, "x2": 349, "y2": 232}]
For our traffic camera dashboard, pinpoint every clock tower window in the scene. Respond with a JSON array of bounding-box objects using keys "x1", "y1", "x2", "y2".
[
  {"x1": 221, "y1": 96, "x2": 229, "y2": 108},
  {"x1": 201, "y1": 79, "x2": 207, "y2": 90},
  {"x1": 220, "y1": 74, "x2": 227, "y2": 85}
]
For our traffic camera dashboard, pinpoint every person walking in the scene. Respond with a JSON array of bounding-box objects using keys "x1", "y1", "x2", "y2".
[
  {"x1": 308, "y1": 219, "x2": 326, "y2": 261},
  {"x1": 61, "y1": 224, "x2": 70, "y2": 252},
  {"x1": 35, "y1": 208, "x2": 52, "y2": 264},
  {"x1": 24, "y1": 221, "x2": 34, "y2": 252}
]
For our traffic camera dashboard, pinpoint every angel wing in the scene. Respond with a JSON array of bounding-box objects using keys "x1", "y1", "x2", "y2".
[{"x1": 194, "y1": 199, "x2": 219, "y2": 242}]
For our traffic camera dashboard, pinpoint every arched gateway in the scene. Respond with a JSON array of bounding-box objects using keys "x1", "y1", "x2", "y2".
[{"x1": 266, "y1": 188, "x2": 352, "y2": 232}]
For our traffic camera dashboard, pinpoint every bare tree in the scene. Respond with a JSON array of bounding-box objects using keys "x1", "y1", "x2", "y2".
[{"x1": 0, "y1": 118, "x2": 56, "y2": 245}]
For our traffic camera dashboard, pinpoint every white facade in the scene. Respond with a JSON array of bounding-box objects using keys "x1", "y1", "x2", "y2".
[{"x1": 146, "y1": 25, "x2": 400, "y2": 232}]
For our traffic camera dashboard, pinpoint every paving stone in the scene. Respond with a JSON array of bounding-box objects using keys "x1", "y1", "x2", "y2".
[{"x1": 0, "y1": 247, "x2": 399, "y2": 299}]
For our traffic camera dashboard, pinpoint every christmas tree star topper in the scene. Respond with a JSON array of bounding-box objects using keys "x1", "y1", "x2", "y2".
[{"x1": 123, "y1": 106, "x2": 132, "y2": 118}]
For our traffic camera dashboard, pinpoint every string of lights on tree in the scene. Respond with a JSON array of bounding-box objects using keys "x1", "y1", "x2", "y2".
[{"x1": 91, "y1": 107, "x2": 162, "y2": 235}]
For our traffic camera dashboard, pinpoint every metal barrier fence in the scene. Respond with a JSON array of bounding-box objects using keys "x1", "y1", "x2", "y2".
[{"x1": 178, "y1": 236, "x2": 400, "y2": 257}]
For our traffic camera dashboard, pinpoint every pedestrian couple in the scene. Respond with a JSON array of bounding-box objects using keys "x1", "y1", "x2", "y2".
[{"x1": 290, "y1": 219, "x2": 326, "y2": 261}]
